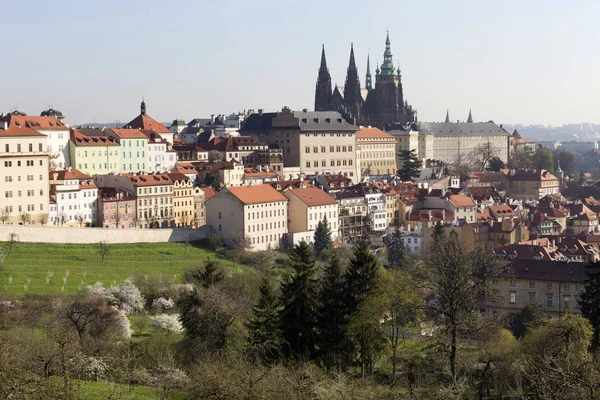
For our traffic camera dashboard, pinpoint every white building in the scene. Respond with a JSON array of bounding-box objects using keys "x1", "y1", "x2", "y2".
[
  {"x1": 143, "y1": 130, "x2": 177, "y2": 173},
  {"x1": 422, "y1": 193, "x2": 477, "y2": 224},
  {"x1": 206, "y1": 184, "x2": 289, "y2": 251},
  {"x1": 283, "y1": 185, "x2": 339, "y2": 245},
  {"x1": 49, "y1": 169, "x2": 98, "y2": 226}
]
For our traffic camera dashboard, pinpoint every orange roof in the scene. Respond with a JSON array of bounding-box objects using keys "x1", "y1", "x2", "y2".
[
  {"x1": 123, "y1": 173, "x2": 174, "y2": 187},
  {"x1": 3, "y1": 114, "x2": 68, "y2": 131},
  {"x1": 355, "y1": 127, "x2": 395, "y2": 140},
  {"x1": 107, "y1": 128, "x2": 149, "y2": 139},
  {"x1": 199, "y1": 187, "x2": 216, "y2": 200},
  {"x1": 449, "y1": 194, "x2": 476, "y2": 207},
  {"x1": 125, "y1": 114, "x2": 170, "y2": 133},
  {"x1": 225, "y1": 184, "x2": 288, "y2": 205},
  {"x1": 50, "y1": 169, "x2": 91, "y2": 181},
  {"x1": 70, "y1": 128, "x2": 120, "y2": 146},
  {"x1": 286, "y1": 186, "x2": 338, "y2": 207}
]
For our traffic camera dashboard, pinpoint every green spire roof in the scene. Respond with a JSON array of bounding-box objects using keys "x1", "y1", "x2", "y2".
[
  {"x1": 555, "y1": 160, "x2": 563, "y2": 173},
  {"x1": 379, "y1": 30, "x2": 396, "y2": 76}
]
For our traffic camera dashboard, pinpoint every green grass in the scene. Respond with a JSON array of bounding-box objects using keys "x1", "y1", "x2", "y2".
[
  {"x1": 0, "y1": 241, "x2": 245, "y2": 297},
  {"x1": 69, "y1": 379, "x2": 186, "y2": 400}
]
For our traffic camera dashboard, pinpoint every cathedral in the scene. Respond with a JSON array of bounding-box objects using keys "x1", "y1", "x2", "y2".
[{"x1": 314, "y1": 32, "x2": 416, "y2": 128}]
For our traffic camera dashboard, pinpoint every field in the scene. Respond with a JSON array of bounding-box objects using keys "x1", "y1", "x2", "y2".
[{"x1": 0, "y1": 241, "x2": 245, "y2": 296}]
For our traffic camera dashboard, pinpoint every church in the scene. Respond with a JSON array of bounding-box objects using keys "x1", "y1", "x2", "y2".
[{"x1": 315, "y1": 32, "x2": 416, "y2": 128}]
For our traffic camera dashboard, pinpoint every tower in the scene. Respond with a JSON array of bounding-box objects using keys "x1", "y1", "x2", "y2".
[
  {"x1": 314, "y1": 45, "x2": 332, "y2": 112},
  {"x1": 467, "y1": 109, "x2": 473, "y2": 123},
  {"x1": 343, "y1": 43, "x2": 362, "y2": 121},
  {"x1": 445, "y1": 109, "x2": 450, "y2": 123},
  {"x1": 365, "y1": 54, "x2": 372, "y2": 91},
  {"x1": 140, "y1": 98, "x2": 146, "y2": 115}
]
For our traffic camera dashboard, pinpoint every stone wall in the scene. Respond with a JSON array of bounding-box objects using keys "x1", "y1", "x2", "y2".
[{"x1": 0, "y1": 225, "x2": 210, "y2": 244}]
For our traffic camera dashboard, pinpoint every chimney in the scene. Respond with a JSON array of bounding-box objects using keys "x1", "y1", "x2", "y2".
[
  {"x1": 258, "y1": 109, "x2": 264, "y2": 116},
  {"x1": 442, "y1": 209, "x2": 445, "y2": 220},
  {"x1": 428, "y1": 210, "x2": 432, "y2": 219}
]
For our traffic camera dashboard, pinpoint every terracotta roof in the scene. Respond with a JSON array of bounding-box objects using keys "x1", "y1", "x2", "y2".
[
  {"x1": 285, "y1": 186, "x2": 337, "y2": 207},
  {"x1": 123, "y1": 173, "x2": 174, "y2": 187},
  {"x1": 356, "y1": 127, "x2": 395, "y2": 139},
  {"x1": 166, "y1": 172, "x2": 190, "y2": 182},
  {"x1": 80, "y1": 179, "x2": 97, "y2": 189},
  {"x1": 243, "y1": 168, "x2": 278, "y2": 178},
  {"x1": 488, "y1": 204, "x2": 518, "y2": 218},
  {"x1": 269, "y1": 180, "x2": 315, "y2": 192},
  {"x1": 70, "y1": 128, "x2": 120, "y2": 146},
  {"x1": 449, "y1": 194, "x2": 476, "y2": 207},
  {"x1": 125, "y1": 114, "x2": 170, "y2": 133},
  {"x1": 0, "y1": 119, "x2": 45, "y2": 137},
  {"x1": 224, "y1": 184, "x2": 288, "y2": 205},
  {"x1": 407, "y1": 209, "x2": 454, "y2": 223},
  {"x1": 2, "y1": 114, "x2": 68, "y2": 131},
  {"x1": 107, "y1": 128, "x2": 149, "y2": 139},
  {"x1": 50, "y1": 169, "x2": 92, "y2": 181},
  {"x1": 199, "y1": 187, "x2": 216, "y2": 200},
  {"x1": 494, "y1": 243, "x2": 557, "y2": 261}
]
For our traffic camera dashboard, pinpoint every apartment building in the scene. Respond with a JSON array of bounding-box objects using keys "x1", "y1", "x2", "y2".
[
  {"x1": 169, "y1": 172, "x2": 195, "y2": 227},
  {"x1": 195, "y1": 187, "x2": 216, "y2": 227},
  {"x1": 422, "y1": 193, "x2": 477, "y2": 224},
  {"x1": 206, "y1": 184, "x2": 288, "y2": 251},
  {"x1": 0, "y1": 121, "x2": 49, "y2": 224},
  {"x1": 283, "y1": 185, "x2": 339, "y2": 245},
  {"x1": 94, "y1": 173, "x2": 174, "y2": 228},
  {"x1": 69, "y1": 128, "x2": 121, "y2": 176},
  {"x1": 97, "y1": 187, "x2": 137, "y2": 229},
  {"x1": 143, "y1": 130, "x2": 176, "y2": 173},
  {"x1": 336, "y1": 191, "x2": 368, "y2": 244},
  {"x1": 49, "y1": 169, "x2": 98, "y2": 226},
  {"x1": 240, "y1": 107, "x2": 358, "y2": 180},
  {"x1": 506, "y1": 169, "x2": 560, "y2": 200},
  {"x1": 106, "y1": 129, "x2": 148, "y2": 173},
  {"x1": 355, "y1": 127, "x2": 397, "y2": 176},
  {"x1": 2, "y1": 114, "x2": 70, "y2": 169}
]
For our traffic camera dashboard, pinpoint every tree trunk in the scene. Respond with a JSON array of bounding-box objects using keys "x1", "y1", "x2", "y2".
[{"x1": 450, "y1": 323, "x2": 457, "y2": 379}]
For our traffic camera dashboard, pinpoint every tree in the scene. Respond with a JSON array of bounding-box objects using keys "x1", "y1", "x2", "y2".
[
  {"x1": 205, "y1": 175, "x2": 220, "y2": 190},
  {"x1": 509, "y1": 146, "x2": 534, "y2": 170},
  {"x1": 472, "y1": 141, "x2": 497, "y2": 171},
  {"x1": 184, "y1": 260, "x2": 225, "y2": 289},
  {"x1": 579, "y1": 260, "x2": 600, "y2": 351},
  {"x1": 279, "y1": 240, "x2": 319, "y2": 363},
  {"x1": 19, "y1": 212, "x2": 30, "y2": 225},
  {"x1": 487, "y1": 156, "x2": 505, "y2": 172},
  {"x1": 554, "y1": 149, "x2": 574, "y2": 173},
  {"x1": 397, "y1": 149, "x2": 422, "y2": 182},
  {"x1": 39, "y1": 213, "x2": 49, "y2": 226},
  {"x1": 75, "y1": 214, "x2": 85, "y2": 227},
  {"x1": 510, "y1": 305, "x2": 543, "y2": 339},
  {"x1": 532, "y1": 146, "x2": 554, "y2": 172},
  {"x1": 8, "y1": 232, "x2": 18, "y2": 255},
  {"x1": 98, "y1": 240, "x2": 109, "y2": 262},
  {"x1": 208, "y1": 150, "x2": 224, "y2": 162},
  {"x1": 317, "y1": 254, "x2": 352, "y2": 371},
  {"x1": 150, "y1": 314, "x2": 183, "y2": 334},
  {"x1": 344, "y1": 241, "x2": 384, "y2": 377},
  {"x1": 246, "y1": 276, "x2": 280, "y2": 363},
  {"x1": 313, "y1": 215, "x2": 333, "y2": 257},
  {"x1": 386, "y1": 229, "x2": 408, "y2": 269},
  {"x1": 0, "y1": 208, "x2": 9, "y2": 224}
]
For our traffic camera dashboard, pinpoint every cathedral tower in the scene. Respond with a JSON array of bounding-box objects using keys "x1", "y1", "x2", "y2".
[
  {"x1": 314, "y1": 45, "x2": 332, "y2": 111},
  {"x1": 343, "y1": 43, "x2": 362, "y2": 121}
]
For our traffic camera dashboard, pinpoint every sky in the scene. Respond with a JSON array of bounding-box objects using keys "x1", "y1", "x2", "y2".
[{"x1": 2, "y1": 0, "x2": 600, "y2": 126}]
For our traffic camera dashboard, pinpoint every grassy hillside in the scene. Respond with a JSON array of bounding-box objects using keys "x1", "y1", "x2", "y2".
[{"x1": 0, "y1": 241, "x2": 244, "y2": 296}]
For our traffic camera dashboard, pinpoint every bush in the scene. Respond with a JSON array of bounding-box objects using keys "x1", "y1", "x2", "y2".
[
  {"x1": 152, "y1": 297, "x2": 175, "y2": 313},
  {"x1": 205, "y1": 234, "x2": 223, "y2": 251},
  {"x1": 150, "y1": 314, "x2": 183, "y2": 334}
]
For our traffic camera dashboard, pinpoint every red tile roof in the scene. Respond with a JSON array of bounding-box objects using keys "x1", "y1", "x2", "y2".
[
  {"x1": 123, "y1": 173, "x2": 174, "y2": 187},
  {"x1": 50, "y1": 169, "x2": 92, "y2": 181},
  {"x1": 125, "y1": 114, "x2": 170, "y2": 133},
  {"x1": 225, "y1": 184, "x2": 288, "y2": 205},
  {"x1": 356, "y1": 127, "x2": 395, "y2": 139},
  {"x1": 3, "y1": 114, "x2": 68, "y2": 131},
  {"x1": 70, "y1": 128, "x2": 120, "y2": 146},
  {"x1": 199, "y1": 187, "x2": 216, "y2": 200},
  {"x1": 449, "y1": 194, "x2": 475, "y2": 207},
  {"x1": 286, "y1": 186, "x2": 337, "y2": 207},
  {"x1": 510, "y1": 259, "x2": 585, "y2": 283},
  {"x1": 107, "y1": 128, "x2": 149, "y2": 139}
]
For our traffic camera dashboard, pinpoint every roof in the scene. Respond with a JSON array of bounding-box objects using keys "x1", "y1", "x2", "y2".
[
  {"x1": 123, "y1": 173, "x2": 174, "y2": 187},
  {"x1": 224, "y1": 184, "x2": 288, "y2": 205},
  {"x1": 206, "y1": 136, "x2": 266, "y2": 152},
  {"x1": 125, "y1": 114, "x2": 171, "y2": 133},
  {"x1": 240, "y1": 107, "x2": 358, "y2": 133},
  {"x1": 285, "y1": 186, "x2": 337, "y2": 207},
  {"x1": 419, "y1": 121, "x2": 508, "y2": 136},
  {"x1": 356, "y1": 127, "x2": 395, "y2": 140},
  {"x1": 50, "y1": 169, "x2": 92, "y2": 181},
  {"x1": 488, "y1": 204, "x2": 519, "y2": 218},
  {"x1": 407, "y1": 209, "x2": 455, "y2": 223},
  {"x1": 70, "y1": 129, "x2": 120, "y2": 146},
  {"x1": 166, "y1": 172, "x2": 190, "y2": 182},
  {"x1": 2, "y1": 114, "x2": 68, "y2": 131},
  {"x1": 509, "y1": 259, "x2": 586, "y2": 283},
  {"x1": 506, "y1": 169, "x2": 559, "y2": 182},
  {"x1": 198, "y1": 187, "x2": 216, "y2": 200},
  {"x1": 448, "y1": 194, "x2": 476, "y2": 207},
  {"x1": 107, "y1": 128, "x2": 149, "y2": 140}
]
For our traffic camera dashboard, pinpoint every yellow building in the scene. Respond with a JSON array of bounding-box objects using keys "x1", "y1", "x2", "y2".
[
  {"x1": 356, "y1": 127, "x2": 397, "y2": 176},
  {"x1": 169, "y1": 172, "x2": 195, "y2": 227}
]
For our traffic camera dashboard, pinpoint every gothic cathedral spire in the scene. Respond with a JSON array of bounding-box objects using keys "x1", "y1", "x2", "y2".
[
  {"x1": 314, "y1": 45, "x2": 332, "y2": 111},
  {"x1": 445, "y1": 109, "x2": 450, "y2": 123},
  {"x1": 366, "y1": 54, "x2": 372, "y2": 90},
  {"x1": 344, "y1": 43, "x2": 362, "y2": 121},
  {"x1": 467, "y1": 109, "x2": 473, "y2": 123}
]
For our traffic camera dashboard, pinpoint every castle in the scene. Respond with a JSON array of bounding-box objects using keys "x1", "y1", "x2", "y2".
[{"x1": 314, "y1": 32, "x2": 416, "y2": 129}]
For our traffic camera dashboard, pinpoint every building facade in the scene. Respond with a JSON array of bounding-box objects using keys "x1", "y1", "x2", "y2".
[
  {"x1": 69, "y1": 128, "x2": 121, "y2": 176},
  {"x1": 356, "y1": 127, "x2": 397, "y2": 176},
  {"x1": 49, "y1": 169, "x2": 98, "y2": 226},
  {"x1": 107, "y1": 129, "x2": 148, "y2": 174},
  {"x1": 97, "y1": 187, "x2": 137, "y2": 229}
]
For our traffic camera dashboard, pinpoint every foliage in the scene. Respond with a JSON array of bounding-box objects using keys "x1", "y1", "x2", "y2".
[
  {"x1": 579, "y1": 260, "x2": 600, "y2": 350},
  {"x1": 150, "y1": 314, "x2": 184, "y2": 334},
  {"x1": 397, "y1": 149, "x2": 422, "y2": 182},
  {"x1": 386, "y1": 229, "x2": 408, "y2": 269},
  {"x1": 487, "y1": 156, "x2": 505, "y2": 172},
  {"x1": 472, "y1": 141, "x2": 497, "y2": 171},
  {"x1": 313, "y1": 215, "x2": 333, "y2": 257},
  {"x1": 205, "y1": 233, "x2": 223, "y2": 251},
  {"x1": 509, "y1": 146, "x2": 534, "y2": 170},
  {"x1": 532, "y1": 146, "x2": 554, "y2": 172},
  {"x1": 151, "y1": 297, "x2": 175, "y2": 313},
  {"x1": 246, "y1": 275, "x2": 281, "y2": 362},
  {"x1": 510, "y1": 304, "x2": 543, "y2": 339},
  {"x1": 279, "y1": 240, "x2": 320, "y2": 363}
]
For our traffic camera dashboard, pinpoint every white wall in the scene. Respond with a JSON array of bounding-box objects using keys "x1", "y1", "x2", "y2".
[{"x1": 0, "y1": 225, "x2": 209, "y2": 244}]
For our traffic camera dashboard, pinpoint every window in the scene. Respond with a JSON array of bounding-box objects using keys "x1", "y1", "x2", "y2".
[
  {"x1": 546, "y1": 295, "x2": 553, "y2": 307},
  {"x1": 509, "y1": 291, "x2": 516, "y2": 304},
  {"x1": 509, "y1": 279, "x2": 516, "y2": 287},
  {"x1": 218, "y1": 212, "x2": 222, "y2": 219},
  {"x1": 563, "y1": 295, "x2": 571, "y2": 307},
  {"x1": 563, "y1": 283, "x2": 570, "y2": 290},
  {"x1": 305, "y1": 146, "x2": 310, "y2": 153},
  {"x1": 306, "y1": 162, "x2": 310, "y2": 168},
  {"x1": 39, "y1": 143, "x2": 43, "y2": 151},
  {"x1": 547, "y1": 282, "x2": 553, "y2": 289},
  {"x1": 529, "y1": 281, "x2": 535, "y2": 288}
]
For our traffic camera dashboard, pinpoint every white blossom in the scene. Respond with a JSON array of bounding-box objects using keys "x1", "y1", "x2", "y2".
[
  {"x1": 150, "y1": 314, "x2": 183, "y2": 334},
  {"x1": 152, "y1": 297, "x2": 175, "y2": 313}
]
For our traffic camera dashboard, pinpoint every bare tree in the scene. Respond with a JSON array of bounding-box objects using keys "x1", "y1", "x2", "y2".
[
  {"x1": 8, "y1": 232, "x2": 19, "y2": 255},
  {"x1": 19, "y1": 212, "x2": 30, "y2": 225},
  {"x1": 98, "y1": 241, "x2": 110, "y2": 263},
  {"x1": 39, "y1": 213, "x2": 49, "y2": 226},
  {"x1": 0, "y1": 209, "x2": 9, "y2": 225},
  {"x1": 58, "y1": 211, "x2": 67, "y2": 226},
  {"x1": 472, "y1": 141, "x2": 497, "y2": 172},
  {"x1": 208, "y1": 150, "x2": 224, "y2": 163},
  {"x1": 75, "y1": 214, "x2": 85, "y2": 227}
]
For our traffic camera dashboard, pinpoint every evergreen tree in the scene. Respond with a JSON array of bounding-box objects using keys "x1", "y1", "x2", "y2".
[
  {"x1": 279, "y1": 240, "x2": 320, "y2": 363},
  {"x1": 317, "y1": 254, "x2": 353, "y2": 371},
  {"x1": 397, "y1": 149, "x2": 422, "y2": 182},
  {"x1": 432, "y1": 221, "x2": 445, "y2": 244},
  {"x1": 247, "y1": 275, "x2": 281, "y2": 362},
  {"x1": 579, "y1": 260, "x2": 600, "y2": 351},
  {"x1": 344, "y1": 241, "x2": 384, "y2": 376},
  {"x1": 313, "y1": 215, "x2": 333, "y2": 256},
  {"x1": 387, "y1": 229, "x2": 408, "y2": 269}
]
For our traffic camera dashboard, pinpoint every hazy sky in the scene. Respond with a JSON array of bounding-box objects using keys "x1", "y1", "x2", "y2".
[{"x1": 2, "y1": 0, "x2": 599, "y2": 126}]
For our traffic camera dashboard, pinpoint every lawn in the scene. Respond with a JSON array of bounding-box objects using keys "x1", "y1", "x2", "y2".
[{"x1": 0, "y1": 241, "x2": 246, "y2": 297}]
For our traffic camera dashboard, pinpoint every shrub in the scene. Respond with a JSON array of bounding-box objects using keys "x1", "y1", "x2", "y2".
[{"x1": 150, "y1": 314, "x2": 183, "y2": 334}]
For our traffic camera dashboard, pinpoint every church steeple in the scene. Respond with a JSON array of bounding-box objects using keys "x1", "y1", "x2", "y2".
[
  {"x1": 140, "y1": 98, "x2": 146, "y2": 115},
  {"x1": 467, "y1": 109, "x2": 473, "y2": 123},
  {"x1": 445, "y1": 109, "x2": 450, "y2": 123},
  {"x1": 379, "y1": 30, "x2": 395, "y2": 76},
  {"x1": 366, "y1": 54, "x2": 372, "y2": 90},
  {"x1": 343, "y1": 43, "x2": 362, "y2": 120},
  {"x1": 315, "y1": 44, "x2": 333, "y2": 111}
]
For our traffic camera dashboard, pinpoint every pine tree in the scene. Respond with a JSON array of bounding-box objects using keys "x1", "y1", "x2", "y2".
[
  {"x1": 387, "y1": 229, "x2": 408, "y2": 269},
  {"x1": 279, "y1": 240, "x2": 320, "y2": 363},
  {"x1": 432, "y1": 221, "x2": 446, "y2": 244},
  {"x1": 579, "y1": 260, "x2": 600, "y2": 351},
  {"x1": 344, "y1": 240, "x2": 384, "y2": 377},
  {"x1": 317, "y1": 254, "x2": 353, "y2": 371},
  {"x1": 314, "y1": 215, "x2": 333, "y2": 256},
  {"x1": 397, "y1": 149, "x2": 423, "y2": 182},
  {"x1": 247, "y1": 275, "x2": 281, "y2": 362}
]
